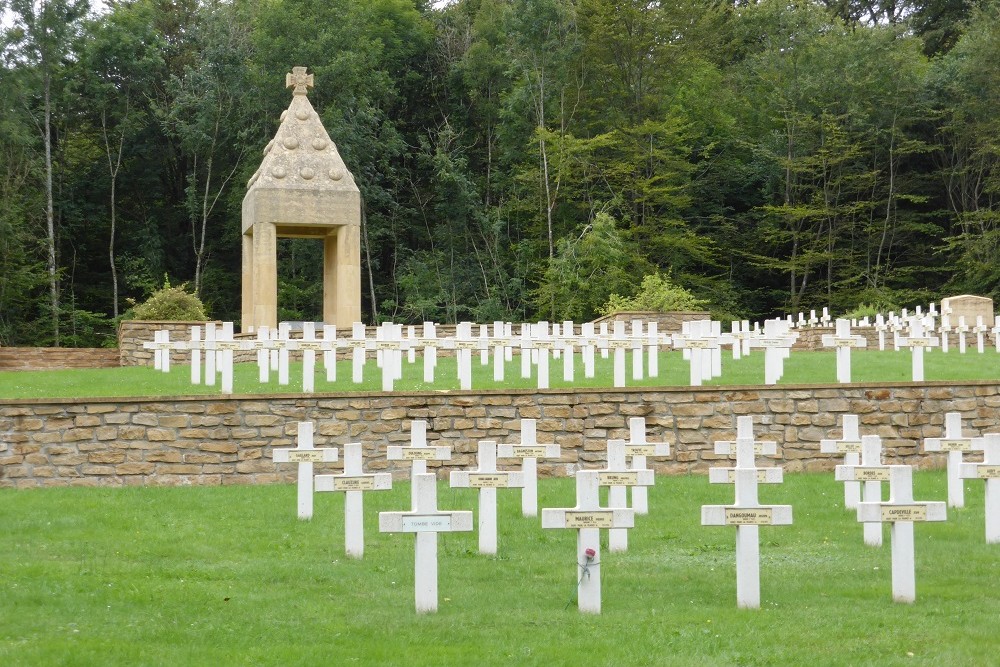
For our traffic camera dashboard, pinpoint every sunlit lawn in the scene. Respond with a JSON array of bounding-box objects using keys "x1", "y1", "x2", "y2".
[
  {"x1": 1, "y1": 470, "x2": 996, "y2": 665},
  {"x1": 2, "y1": 348, "x2": 999, "y2": 399}
]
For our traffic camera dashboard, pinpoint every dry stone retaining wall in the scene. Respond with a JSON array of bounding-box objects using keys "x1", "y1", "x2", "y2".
[{"x1": 3, "y1": 381, "x2": 998, "y2": 489}]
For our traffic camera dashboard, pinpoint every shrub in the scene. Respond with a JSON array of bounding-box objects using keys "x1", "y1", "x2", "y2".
[
  {"x1": 600, "y1": 273, "x2": 707, "y2": 316},
  {"x1": 127, "y1": 279, "x2": 208, "y2": 321}
]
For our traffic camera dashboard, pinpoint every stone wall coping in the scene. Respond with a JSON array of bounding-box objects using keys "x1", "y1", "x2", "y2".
[{"x1": 4, "y1": 378, "x2": 995, "y2": 407}]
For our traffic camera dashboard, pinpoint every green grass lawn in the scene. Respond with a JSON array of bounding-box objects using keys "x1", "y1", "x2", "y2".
[
  {"x1": 3, "y1": 348, "x2": 1000, "y2": 399},
  {"x1": 1, "y1": 470, "x2": 995, "y2": 665}
]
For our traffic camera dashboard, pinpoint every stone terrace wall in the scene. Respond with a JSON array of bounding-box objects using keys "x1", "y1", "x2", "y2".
[
  {"x1": 0, "y1": 347, "x2": 121, "y2": 371},
  {"x1": 3, "y1": 381, "x2": 998, "y2": 489}
]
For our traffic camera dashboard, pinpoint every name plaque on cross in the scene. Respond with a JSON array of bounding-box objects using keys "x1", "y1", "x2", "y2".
[
  {"x1": 725, "y1": 508, "x2": 774, "y2": 525},
  {"x1": 934, "y1": 439, "x2": 974, "y2": 452},
  {"x1": 509, "y1": 446, "x2": 550, "y2": 458},
  {"x1": 468, "y1": 473, "x2": 512, "y2": 488},
  {"x1": 854, "y1": 466, "x2": 891, "y2": 481},
  {"x1": 400, "y1": 448, "x2": 442, "y2": 460},
  {"x1": 332, "y1": 476, "x2": 377, "y2": 491},
  {"x1": 565, "y1": 511, "x2": 615, "y2": 528},
  {"x1": 975, "y1": 465, "x2": 1000, "y2": 479},
  {"x1": 286, "y1": 450, "x2": 327, "y2": 463},
  {"x1": 401, "y1": 515, "x2": 453, "y2": 532},
  {"x1": 829, "y1": 441, "x2": 862, "y2": 454},
  {"x1": 881, "y1": 505, "x2": 928, "y2": 521},
  {"x1": 598, "y1": 471, "x2": 640, "y2": 486}
]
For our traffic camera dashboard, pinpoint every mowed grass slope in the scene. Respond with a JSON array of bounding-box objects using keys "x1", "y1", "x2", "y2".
[
  {"x1": 2, "y1": 348, "x2": 1000, "y2": 398},
  {"x1": 2, "y1": 471, "x2": 997, "y2": 666}
]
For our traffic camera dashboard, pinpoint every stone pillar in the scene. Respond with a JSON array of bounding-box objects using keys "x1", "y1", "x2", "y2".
[
  {"x1": 323, "y1": 231, "x2": 338, "y2": 327},
  {"x1": 336, "y1": 224, "x2": 362, "y2": 327},
  {"x1": 241, "y1": 233, "x2": 254, "y2": 330},
  {"x1": 251, "y1": 222, "x2": 278, "y2": 332}
]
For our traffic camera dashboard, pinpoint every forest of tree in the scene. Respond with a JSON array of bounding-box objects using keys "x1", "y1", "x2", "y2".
[{"x1": 1, "y1": 0, "x2": 998, "y2": 346}]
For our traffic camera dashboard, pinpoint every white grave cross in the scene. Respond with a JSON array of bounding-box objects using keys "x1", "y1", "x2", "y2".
[
  {"x1": 625, "y1": 417, "x2": 671, "y2": 515},
  {"x1": 378, "y1": 473, "x2": 473, "y2": 613},
  {"x1": 898, "y1": 318, "x2": 939, "y2": 382},
  {"x1": 600, "y1": 439, "x2": 655, "y2": 553},
  {"x1": 701, "y1": 425, "x2": 792, "y2": 609},
  {"x1": 387, "y1": 420, "x2": 452, "y2": 508},
  {"x1": 272, "y1": 421, "x2": 339, "y2": 520},
  {"x1": 821, "y1": 319, "x2": 867, "y2": 383},
  {"x1": 923, "y1": 412, "x2": 981, "y2": 508},
  {"x1": 959, "y1": 433, "x2": 1000, "y2": 543},
  {"x1": 834, "y1": 434, "x2": 889, "y2": 547},
  {"x1": 820, "y1": 414, "x2": 864, "y2": 509},
  {"x1": 855, "y1": 465, "x2": 946, "y2": 603},
  {"x1": 541, "y1": 471, "x2": 635, "y2": 614},
  {"x1": 496, "y1": 419, "x2": 561, "y2": 517},
  {"x1": 450, "y1": 440, "x2": 525, "y2": 555},
  {"x1": 315, "y1": 442, "x2": 392, "y2": 558}
]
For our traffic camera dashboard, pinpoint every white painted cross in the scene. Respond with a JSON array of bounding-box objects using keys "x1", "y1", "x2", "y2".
[
  {"x1": 625, "y1": 417, "x2": 671, "y2": 515},
  {"x1": 993, "y1": 316, "x2": 1000, "y2": 353},
  {"x1": 956, "y1": 316, "x2": 969, "y2": 354},
  {"x1": 496, "y1": 419, "x2": 561, "y2": 517},
  {"x1": 214, "y1": 321, "x2": 238, "y2": 394},
  {"x1": 347, "y1": 322, "x2": 368, "y2": 384},
  {"x1": 959, "y1": 433, "x2": 1000, "y2": 543},
  {"x1": 387, "y1": 420, "x2": 452, "y2": 508},
  {"x1": 630, "y1": 320, "x2": 644, "y2": 381},
  {"x1": 701, "y1": 427, "x2": 793, "y2": 609},
  {"x1": 747, "y1": 319, "x2": 796, "y2": 385},
  {"x1": 606, "y1": 320, "x2": 630, "y2": 388},
  {"x1": 541, "y1": 471, "x2": 635, "y2": 614},
  {"x1": 821, "y1": 319, "x2": 867, "y2": 383},
  {"x1": 923, "y1": 412, "x2": 982, "y2": 508},
  {"x1": 492, "y1": 321, "x2": 508, "y2": 382},
  {"x1": 855, "y1": 465, "x2": 946, "y2": 603},
  {"x1": 938, "y1": 314, "x2": 952, "y2": 353},
  {"x1": 315, "y1": 442, "x2": 392, "y2": 558},
  {"x1": 714, "y1": 416, "x2": 778, "y2": 460},
  {"x1": 600, "y1": 439, "x2": 655, "y2": 553},
  {"x1": 898, "y1": 317, "x2": 939, "y2": 381},
  {"x1": 820, "y1": 414, "x2": 863, "y2": 509},
  {"x1": 450, "y1": 440, "x2": 525, "y2": 555},
  {"x1": 581, "y1": 322, "x2": 597, "y2": 379},
  {"x1": 272, "y1": 421, "x2": 339, "y2": 520},
  {"x1": 834, "y1": 434, "x2": 889, "y2": 546},
  {"x1": 973, "y1": 316, "x2": 988, "y2": 354},
  {"x1": 421, "y1": 321, "x2": 438, "y2": 383},
  {"x1": 378, "y1": 473, "x2": 474, "y2": 613},
  {"x1": 874, "y1": 314, "x2": 888, "y2": 351},
  {"x1": 673, "y1": 320, "x2": 728, "y2": 386}
]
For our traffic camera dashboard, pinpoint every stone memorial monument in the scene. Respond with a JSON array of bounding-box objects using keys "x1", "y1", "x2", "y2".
[{"x1": 241, "y1": 66, "x2": 362, "y2": 332}]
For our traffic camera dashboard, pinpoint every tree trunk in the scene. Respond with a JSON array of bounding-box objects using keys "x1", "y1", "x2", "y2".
[{"x1": 44, "y1": 68, "x2": 59, "y2": 345}]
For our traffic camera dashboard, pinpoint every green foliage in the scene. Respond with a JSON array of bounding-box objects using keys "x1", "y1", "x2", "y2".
[
  {"x1": 601, "y1": 272, "x2": 707, "y2": 316},
  {"x1": 534, "y1": 213, "x2": 643, "y2": 321},
  {"x1": 126, "y1": 279, "x2": 208, "y2": 321}
]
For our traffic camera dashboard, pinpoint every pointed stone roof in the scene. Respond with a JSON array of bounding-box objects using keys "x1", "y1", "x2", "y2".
[{"x1": 245, "y1": 67, "x2": 358, "y2": 199}]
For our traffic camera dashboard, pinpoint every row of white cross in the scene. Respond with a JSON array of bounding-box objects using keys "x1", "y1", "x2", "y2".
[
  {"x1": 269, "y1": 413, "x2": 997, "y2": 614},
  {"x1": 145, "y1": 313, "x2": 1000, "y2": 395}
]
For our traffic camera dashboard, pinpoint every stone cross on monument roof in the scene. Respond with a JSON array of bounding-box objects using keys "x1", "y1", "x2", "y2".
[{"x1": 286, "y1": 66, "x2": 314, "y2": 95}]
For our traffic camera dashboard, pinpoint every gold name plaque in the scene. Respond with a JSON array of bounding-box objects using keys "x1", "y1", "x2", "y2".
[
  {"x1": 881, "y1": 505, "x2": 928, "y2": 521},
  {"x1": 511, "y1": 446, "x2": 549, "y2": 458},
  {"x1": 334, "y1": 476, "x2": 376, "y2": 491},
  {"x1": 854, "y1": 467, "x2": 891, "y2": 481},
  {"x1": 401, "y1": 448, "x2": 439, "y2": 460},
  {"x1": 598, "y1": 471, "x2": 640, "y2": 486},
  {"x1": 724, "y1": 508, "x2": 774, "y2": 525},
  {"x1": 469, "y1": 473, "x2": 510, "y2": 488},
  {"x1": 564, "y1": 511, "x2": 614, "y2": 528},
  {"x1": 286, "y1": 450, "x2": 326, "y2": 463}
]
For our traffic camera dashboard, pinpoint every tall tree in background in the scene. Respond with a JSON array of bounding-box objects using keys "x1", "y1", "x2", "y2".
[{"x1": 2, "y1": 0, "x2": 89, "y2": 343}]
